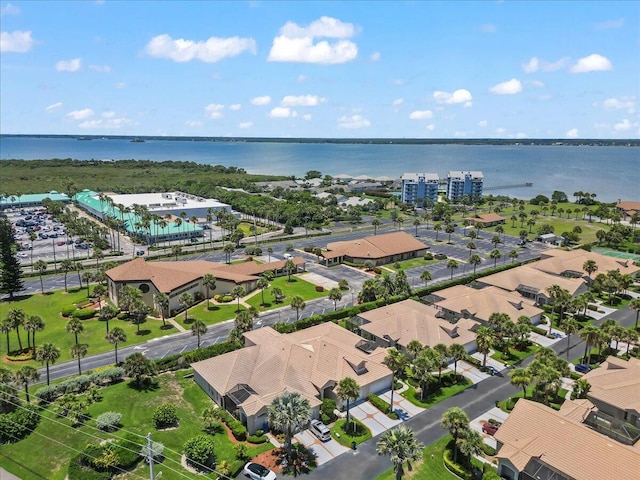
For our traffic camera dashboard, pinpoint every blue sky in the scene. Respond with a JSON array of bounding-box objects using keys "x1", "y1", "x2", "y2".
[{"x1": 1, "y1": 1, "x2": 638, "y2": 138}]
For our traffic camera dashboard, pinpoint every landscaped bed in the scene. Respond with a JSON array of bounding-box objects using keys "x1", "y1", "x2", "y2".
[{"x1": 401, "y1": 373, "x2": 472, "y2": 409}]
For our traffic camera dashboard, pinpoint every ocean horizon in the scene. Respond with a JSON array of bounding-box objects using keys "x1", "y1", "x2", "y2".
[{"x1": 1, "y1": 135, "x2": 638, "y2": 203}]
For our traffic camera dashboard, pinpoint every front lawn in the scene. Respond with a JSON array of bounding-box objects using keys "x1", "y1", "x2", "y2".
[
  {"x1": 330, "y1": 418, "x2": 372, "y2": 447},
  {"x1": 183, "y1": 301, "x2": 243, "y2": 327},
  {"x1": 491, "y1": 344, "x2": 539, "y2": 364},
  {"x1": 1, "y1": 288, "x2": 173, "y2": 371},
  {"x1": 245, "y1": 276, "x2": 327, "y2": 312},
  {"x1": 384, "y1": 256, "x2": 437, "y2": 272},
  {"x1": 500, "y1": 386, "x2": 567, "y2": 413},
  {"x1": 401, "y1": 373, "x2": 472, "y2": 409},
  {"x1": 0, "y1": 370, "x2": 273, "y2": 480}
]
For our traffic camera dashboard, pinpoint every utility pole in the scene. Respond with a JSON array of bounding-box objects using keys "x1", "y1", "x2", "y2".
[{"x1": 147, "y1": 432, "x2": 155, "y2": 480}]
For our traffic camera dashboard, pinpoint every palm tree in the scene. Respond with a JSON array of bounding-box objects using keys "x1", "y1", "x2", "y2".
[
  {"x1": 202, "y1": 274, "x2": 216, "y2": 309},
  {"x1": 337, "y1": 377, "x2": 360, "y2": 433},
  {"x1": 406, "y1": 340, "x2": 423, "y2": 360},
  {"x1": 24, "y1": 315, "x2": 44, "y2": 350},
  {"x1": 583, "y1": 259, "x2": 598, "y2": 284},
  {"x1": 630, "y1": 298, "x2": 640, "y2": 330},
  {"x1": 223, "y1": 242, "x2": 235, "y2": 264},
  {"x1": 34, "y1": 260, "x2": 47, "y2": 294},
  {"x1": 35, "y1": 343, "x2": 60, "y2": 385},
  {"x1": 412, "y1": 348, "x2": 438, "y2": 401},
  {"x1": 66, "y1": 318, "x2": 84, "y2": 345},
  {"x1": 445, "y1": 223, "x2": 455, "y2": 243},
  {"x1": 14, "y1": 366, "x2": 39, "y2": 403},
  {"x1": 106, "y1": 327, "x2": 127, "y2": 364},
  {"x1": 509, "y1": 367, "x2": 532, "y2": 398},
  {"x1": 268, "y1": 391, "x2": 311, "y2": 462},
  {"x1": 0, "y1": 318, "x2": 12, "y2": 355},
  {"x1": 257, "y1": 277, "x2": 270, "y2": 306},
  {"x1": 447, "y1": 259, "x2": 458, "y2": 280},
  {"x1": 441, "y1": 407, "x2": 470, "y2": 463},
  {"x1": 179, "y1": 292, "x2": 194, "y2": 322},
  {"x1": 420, "y1": 270, "x2": 432, "y2": 287},
  {"x1": 383, "y1": 348, "x2": 407, "y2": 413},
  {"x1": 475, "y1": 326, "x2": 493, "y2": 367},
  {"x1": 580, "y1": 325, "x2": 601, "y2": 365},
  {"x1": 171, "y1": 245, "x2": 182, "y2": 261},
  {"x1": 290, "y1": 295, "x2": 306, "y2": 320},
  {"x1": 489, "y1": 249, "x2": 502, "y2": 268},
  {"x1": 466, "y1": 241, "x2": 476, "y2": 257},
  {"x1": 6, "y1": 308, "x2": 25, "y2": 352},
  {"x1": 623, "y1": 328, "x2": 638, "y2": 356},
  {"x1": 191, "y1": 320, "x2": 208, "y2": 348},
  {"x1": 413, "y1": 218, "x2": 421, "y2": 236},
  {"x1": 433, "y1": 343, "x2": 449, "y2": 384},
  {"x1": 71, "y1": 343, "x2": 88, "y2": 375},
  {"x1": 508, "y1": 249, "x2": 519, "y2": 263},
  {"x1": 449, "y1": 343, "x2": 466, "y2": 377},
  {"x1": 284, "y1": 259, "x2": 296, "y2": 282},
  {"x1": 60, "y1": 259, "x2": 74, "y2": 292},
  {"x1": 267, "y1": 247, "x2": 273, "y2": 262},
  {"x1": 433, "y1": 222, "x2": 442, "y2": 241},
  {"x1": 376, "y1": 426, "x2": 423, "y2": 480},
  {"x1": 372, "y1": 217, "x2": 381, "y2": 235},
  {"x1": 328, "y1": 287, "x2": 342, "y2": 310},
  {"x1": 123, "y1": 352, "x2": 155, "y2": 386},
  {"x1": 457, "y1": 428, "x2": 483, "y2": 467},
  {"x1": 231, "y1": 286, "x2": 245, "y2": 312},
  {"x1": 271, "y1": 286, "x2": 284, "y2": 304},
  {"x1": 561, "y1": 317, "x2": 580, "y2": 359},
  {"x1": 469, "y1": 254, "x2": 482, "y2": 276},
  {"x1": 154, "y1": 292, "x2": 169, "y2": 328},
  {"x1": 100, "y1": 304, "x2": 117, "y2": 334}
]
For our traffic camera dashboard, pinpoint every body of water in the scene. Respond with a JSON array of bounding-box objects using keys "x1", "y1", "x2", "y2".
[{"x1": 0, "y1": 136, "x2": 637, "y2": 203}]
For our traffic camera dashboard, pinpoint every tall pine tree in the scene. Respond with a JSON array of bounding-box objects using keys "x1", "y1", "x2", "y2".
[{"x1": 0, "y1": 215, "x2": 24, "y2": 298}]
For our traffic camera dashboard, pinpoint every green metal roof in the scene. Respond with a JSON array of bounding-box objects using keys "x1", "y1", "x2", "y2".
[{"x1": 0, "y1": 192, "x2": 70, "y2": 206}]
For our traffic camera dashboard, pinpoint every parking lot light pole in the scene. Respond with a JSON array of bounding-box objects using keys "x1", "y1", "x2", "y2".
[{"x1": 52, "y1": 238, "x2": 57, "y2": 273}]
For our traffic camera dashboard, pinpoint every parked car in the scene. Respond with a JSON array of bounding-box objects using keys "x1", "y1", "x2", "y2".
[
  {"x1": 57, "y1": 240, "x2": 66, "y2": 246},
  {"x1": 433, "y1": 253, "x2": 447, "y2": 260},
  {"x1": 309, "y1": 419, "x2": 331, "y2": 442},
  {"x1": 136, "y1": 250, "x2": 145, "y2": 256},
  {"x1": 242, "y1": 462, "x2": 277, "y2": 480},
  {"x1": 484, "y1": 366, "x2": 500, "y2": 376},
  {"x1": 190, "y1": 237, "x2": 199, "y2": 243},
  {"x1": 482, "y1": 421, "x2": 501, "y2": 435},
  {"x1": 575, "y1": 363, "x2": 592, "y2": 374},
  {"x1": 17, "y1": 252, "x2": 29, "y2": 258}
]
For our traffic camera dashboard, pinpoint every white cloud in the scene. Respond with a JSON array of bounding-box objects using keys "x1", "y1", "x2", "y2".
[
  {"x1": 1, "y1": 4, "x2": 20, "y2": 16},
  {"x1": 426, "y1": 124, "x2": 435, "y2": 131},
  {"x1": 594, "y1": 18, "x2": 624, "y2": 30},
  {"x1": 89, "y1": 64, "x2": 111, "y2": 72},
  {"x1": 0, "y1": 30, "x2": 34, "y2": 52},
  {"x1": 67, "y1": 109, "x2": 94, "y2": 120},
  {"x1": 102, "y1": 111, "x2": 115, "y2": 118},
  {"x1": 432, "y1": 89, "x2": 472, "y2": 107},
  {"x1": 496, "y1": 127, "x2": 506, "y2": 134},
  {"x1": 522, "y1": 56, "x2": 569, "y2": 73},
  {"x1": 281, "y1": 94, "x2": 326, "y2": 107},
  {"x1": 480, "y1": 23, "x2": 496, "y2": 33},
  {"x1": 268, "y1": 16, "x2": 358, "y2": 64},
  {"x1": 302, "y1": 114, "x2": 312, "y2": 121},
  {"x1": 144, "y1": 33, "x2": 256, "y2": 63},
  {"x1": 297, "y1": 74, "x2": 308, "y2": 82},
  {"x1": 489, "y1": 78, "x2": 522, "y2": 95},
  {"x1": 600, "y1": 96, "x2": 636, "y2": 113},
  {"x1": 114, "y1": 82, "x2": 127, "y2": 89},
  {"x1": 566, "y1": 128, "x2": 579, "y2": 138},
  {"x1": 478, "y1": 120, "x2": 488, "y2": 127},
  {"x1": 78, "y1": 117, "x2": 134, "y2": 129},
  {"x1": 370, "y1": 51, "x2": 380, "y2": 62},
  {"x1": 251, "y1": 96, "x2": 271, "y2": 106},
  {"x1": 45, "y1": 102, "x2": 63, "y2": 112},
  {"x1": 229, "y1": 104, "x2": 241, "y2": 111},
  {"x1": 392, "y1": 98, "x2": 404, "y2": 107},
  {"x1": 522, "y1": 57, "x2": 539, "y2": 73},
  {"x1": 337, "y1": 114, "x2": 370, "y2": 129},
  {"x1": 528, "y1": 80, "x2": 545, "y2": 88},
  {"x1": 613, "y1": 119, "x2": 636, "y2": 132},
  {"x1": 239, "y1": 121, "x2": 253, "y2": 129},
  {"x1": 391, "y1": 79, "x2": 405, "y2": 86},
  {"x1": 409, "y1": 110, "x2": 433, "y2": 120},
  {"x1": 205, "y1": 104, "x2": 224, "y2": 119},
  {"x1": 269, "y1": 107, "x2": 294, "y2": 118},
  {"x1": 570, "y1": 53, "x2": 612, "y2": 73},
  {"x1": 56, "y1": 58, "x2": 82, "y2": 72},
  {"x1": 185, "y1": 120, "x2": 202, "y2": 127}
]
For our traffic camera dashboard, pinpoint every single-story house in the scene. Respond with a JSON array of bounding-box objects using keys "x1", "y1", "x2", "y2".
[
  {"x1": 616, "y1": 200, "x2": 640, "y2": 220},
  {"x1": 465, "y1": 213, "x2": 506, "y2": 228},
  {"x1": 537, "y1": 233, "x2": 559, "y2": 245},
  {"x1": 477, "y1": 265, "x2": 587, "y2": 305},
  {"x1": 321, "y1": 231, "x2": 429, "y2": 267},
  {"x1": 192, "y1": 323, "x2": 392, "y2": 434},
  {"x1": 431, "y1": 285, "x2": 543, "y2": 325},
  {"x1": 494, "y1": 399, "x2": 640, "y2": 480},
  {"x1": 351, "y1": 299, "x2": 479, "y2": 354},
  {"x1": 106, "y1": 256, "x2": 306, "y2": 315},
  {"x1": 535, "y1": 248, "x2": 640, "y2": 279}
]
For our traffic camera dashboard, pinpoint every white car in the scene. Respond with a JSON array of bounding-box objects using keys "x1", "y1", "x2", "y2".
[
  {"x1": 243, "y1": 462, "x2": 277, "y2": 480},
  {"x1": 17, "y1": 252, "x2": 29, "y2": 258}
]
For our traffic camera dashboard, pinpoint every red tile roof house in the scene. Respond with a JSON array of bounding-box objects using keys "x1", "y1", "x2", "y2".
[
  {"x1": 191, "y1": 323, "x2": 392, "y2": 434},
  {"x1": 321, "y1": 231, "x2": 429, "y2": 267},
  {"x1": 106, "y1": 256, "x2": 306, "y2": 315},
  {"x1": 464, "y1": 213, "x2": 506, "y2": 227},
  {"x1": 616, "y1": 200, "x2": 640, "y2": 220}
]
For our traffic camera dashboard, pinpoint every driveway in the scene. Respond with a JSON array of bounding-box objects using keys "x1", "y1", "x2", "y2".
[
  {"x1": 349, "y1": 401, "x2": 402, "y2": 436},
  {"x1": 469, "y1": 406, "x2": 510, "y2": 450},
  {"x1": 530, "y1": 327, "x2": 565, "y2": 347},
  {"x1": 447, "y1": 360, "x2": 491, "y2": 385},
  {"x1": 293, "y1": 430, "x2": 350, "y2": 466}
]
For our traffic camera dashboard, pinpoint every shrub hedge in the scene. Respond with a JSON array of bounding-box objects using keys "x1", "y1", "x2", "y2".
[
  {"x1": 61, "y1": 305, "x2": 77, "y2": 317},
  {"x1": 0, "y1": 404, "x2": 40, "y2": 443},
  {"x1": 72, "y1": 308, "x2": 96, "y2": 320},
  {"x1": 35, "y1": 367, "x2": 124, "y2": 402},
  {"x1": 443, "y1": 442, "x2": 472, "y2": 480},
  {"x1": 153, "y1": 341, "x2": 239, "y2": 372}
]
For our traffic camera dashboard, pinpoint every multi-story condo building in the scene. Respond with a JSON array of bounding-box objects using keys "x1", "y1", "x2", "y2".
[
  {"x1": 446, "y1": 171, "x2": 483, "y2": 202},
  {"x1": 400, "y1": 173, "x2": 439, "y2": 206}
]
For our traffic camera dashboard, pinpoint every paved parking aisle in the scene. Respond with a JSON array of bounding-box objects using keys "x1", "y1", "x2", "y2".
[{"x1": 293, "y1": 429, "x2": 350, "y2": 466}]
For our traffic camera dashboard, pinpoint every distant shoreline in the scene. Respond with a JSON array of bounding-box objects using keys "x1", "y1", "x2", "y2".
[{"x1": 1, "y1": 134, "x2": 638, "y2": 147}]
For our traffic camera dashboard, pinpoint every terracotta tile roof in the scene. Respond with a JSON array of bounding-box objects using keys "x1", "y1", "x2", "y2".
[
  {"x1": 434, "y1": 285, "x2": 543, "y2": 322},
  {"x1": 479, "y1": 265, "x2": 586, "y2": 296},
  {"x1": 219, "y1": 257, "x2": 305, "y2": 276},
  {"x1": 535, "y1": 248, "x2": 640, "y2": 277},
  {"x1": 617, "y1": 201, "x2": 640, "y2": 212},
  {"x1": 192, "y1": 323, "x2": 392, "y2": 417},
  {"x1": 495, "y1": 399, "x2": 640, "y2": 479},
  {"x1": 324, "y1": 231, "x2": 428, "y2": 260},
  {"x1": 557, "y1": 398, "x2": 597, "y2": 423},
  {"x1": 582, "y1": 356, "x2": 640, "y2": 415},
  {"x1": 357, "y1": 299, "x2": 479, "y2": 348}
]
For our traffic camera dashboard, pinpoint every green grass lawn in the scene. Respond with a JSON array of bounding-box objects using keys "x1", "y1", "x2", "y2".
[
  {"x1": 330, "y1": 418, "x2": 372, "y2": 447},
  {"x1": 491, "y1": 344, "x2": 539, "y2": 364},
  {"x1": 183, "y1": 301, "x2": 244, "y2": 327},
  {"x1": 375, "y1": 435, "x2": 489, "y2": 480},
  {"x1": 400, "y1": 374, "x2": 472, "y2": 409},
  {"x1": 1, "y1": 288, "x2": 176, "y2": 371},
  {"x1": 0, "y1": 370, "x2": 273, "y2": 480},
  {"x1": 383, "y1": 256, "x2": 437, "y2": 272},
  {"x1": 500, "y1": 386, "x2": 567, "y2": 413},
  {"x1": 245, "y1": 276, "x2": 327, "y2": 312}
]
